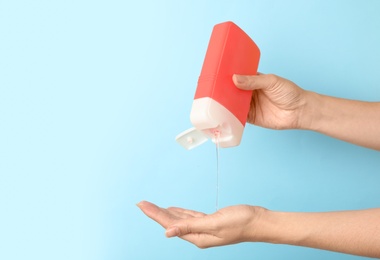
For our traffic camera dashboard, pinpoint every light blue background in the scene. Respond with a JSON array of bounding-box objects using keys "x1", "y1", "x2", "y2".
[{"x1": 0, "y1": 0, "x2": 379, "y2": 259}]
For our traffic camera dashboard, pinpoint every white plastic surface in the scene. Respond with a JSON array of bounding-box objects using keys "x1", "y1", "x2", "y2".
[
  {"x1": 176, "y1": 97, "x2": 244, "y2": 149},
  {"x1": 175, "y1": 127, "x2": 208, "y2": 150},
  {"x1": 190, "y1": 97, "x2": 244, "y2": 148}
]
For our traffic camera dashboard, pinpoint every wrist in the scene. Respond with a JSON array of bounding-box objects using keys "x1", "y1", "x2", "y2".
[
  {"x1": 246, "y1": 207, "x2": 290, "y2": 244},
  {"x1": 297, "y1": 90, "x2": 324, "y2": 131},
  {"x1": 248, "y1": 208, "x2": 278, "y2": 243},
  {"x1": 249, "y1": 209, "x2": 308, "y2": 246}
]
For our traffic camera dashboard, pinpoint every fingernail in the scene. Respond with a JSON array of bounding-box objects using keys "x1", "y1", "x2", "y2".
[
  {"x1": 165, "y1": 227, "x2": 179, "y2": 238},
  {"x1": 233, "y1": 74, "x2": 246, "y2": 84}
]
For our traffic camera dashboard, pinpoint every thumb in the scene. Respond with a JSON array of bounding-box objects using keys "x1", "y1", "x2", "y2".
[
  {"x1": 165, "y1": 226, "x2": 181, "y2": 238},
  {"x1": 165, "y1": 216, "x2": 214, "y2": 238},
  {"x1": 233, "y1": 73, "x2": 276, "y2": 91}
]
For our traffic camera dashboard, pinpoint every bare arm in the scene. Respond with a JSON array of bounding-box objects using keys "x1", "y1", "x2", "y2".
[
  {"x1": 138, "y1": 74, "x2": 380, "y2": 257},
  {"x1": 303, "y1": 92, "x2": 380, "y2": 150},
  {"x1": 259, "y1": 207, "x2": 380, "y2": 258},
  {"x1": 138, "y1": 201, "x2": 380, "y2": 258},
  {"x1": 233, "y1": 74, "x2": 380, "y2": 150}
]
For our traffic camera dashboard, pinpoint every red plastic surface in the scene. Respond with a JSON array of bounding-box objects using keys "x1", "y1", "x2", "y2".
[{"x1": 194, "y1": 21, "x2": 260, "y2": 125}]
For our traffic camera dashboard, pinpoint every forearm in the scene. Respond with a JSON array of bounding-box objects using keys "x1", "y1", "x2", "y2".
[
  {"x1": 301, "y1": 91, "x2": 380, "y2": 150},
  {"x1": 254, "y1": 208, "x2": 380, "y2": 258}
]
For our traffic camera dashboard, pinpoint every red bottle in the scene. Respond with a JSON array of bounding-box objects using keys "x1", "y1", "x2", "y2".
[{"x1": 176, "y1": 21, "x2": 260, "y2": 149}]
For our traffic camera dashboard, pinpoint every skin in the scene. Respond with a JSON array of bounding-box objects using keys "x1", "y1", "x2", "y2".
[
  {"x1": 234, "y1": 74, "x2": 380, "y2": 150},
  {"x1": 137, "y1": 74, "x2": 380, "y2": 258}
]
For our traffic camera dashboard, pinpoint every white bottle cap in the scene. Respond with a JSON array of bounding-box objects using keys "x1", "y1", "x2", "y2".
[
  {"x1": 175, "y1": 127, "x2": 208, "y2": 150},
  {"x1": 176, "y1": 97, "x2": 244, "y2": 150}
]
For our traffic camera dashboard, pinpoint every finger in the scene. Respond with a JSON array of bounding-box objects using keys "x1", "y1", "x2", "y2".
[
  {"x1": 137, "y1": 201, "x2": 176, "y2": 228},
  {"x1": 166, "y1": 228, "x2": 220, "y2": 248},
  {"x1": 136, "y1": 201, "x2": 161, "y2": 219},
  {"x1": 167, "y1": 207, "x2": 206, "y2": 218},
  {"x1": 164, "y1": 208, "x2": 195, "y2": 219},
  {"x1": 180, "y1": 232, "x2": 222, "y2": 249},
  {"x1": 166, "y1": 214, "x2": 216, "y2": 238},
  {"x1": 233, "y1": 73, "x2": 277, "y2": 91}
]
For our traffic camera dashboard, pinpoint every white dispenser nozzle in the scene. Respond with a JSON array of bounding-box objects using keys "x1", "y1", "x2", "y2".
[
  {"x1": 176, "y1": 97, "x2": 244, "y2": 150},
  {"x1": 175, "y1": 127, "x2": 208, "y2": 150}
]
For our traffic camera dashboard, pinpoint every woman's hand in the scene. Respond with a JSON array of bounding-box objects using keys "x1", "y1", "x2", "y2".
[
  {"x1": 234, "y1": 73, "x2": 380, "y2": 150},
  {"x1": 137, "y1": 201, "x2": 265, "y2": 248},
  {"x1": 233, "y1": 74, "x2": 310, "y2": 130},
  {"x1": 138, "y1": 201, "x2": 380, "y2": 258}
]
